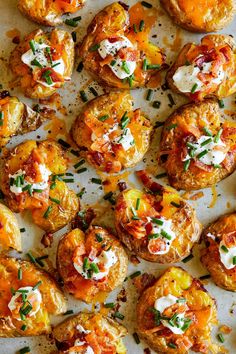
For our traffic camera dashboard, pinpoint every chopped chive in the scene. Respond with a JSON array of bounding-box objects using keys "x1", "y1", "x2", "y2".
[
  {"x1": 182, "y1": 254, "x2": 193, "y2": 263},
  {"x1": 103, "y1": 191, "x2": 113, "y2": 200},
  {"x1": 74, "y1": 159, "x2": 85, "y2": 169},
  {"x1": 203, "y1": 127, "x2": 212, "y2": 136},
  {"x1": 95, "y1": 233, "x2": 103, "y2": 242},
  {"x1": 21, "y1": 304, "x2": 33, "y2": 316},
  {"x1": 71, "y1": 31, "x2": 77, "y2": 42},
  {"x1": 19, "y1": 346, "x2": 30, "y2": 354},
  {"x1": 197, "y1": 150, "x2": 208, "y2": 159},
  {"x1": 153, "y1": 100, "x2": 161, "y2": 109},
  {"x1": 32, "y1": 280, "x2": 42, "y2": 290},
  {"x1": 167, "y1": 93, "x2": 175, "y2": 106},
  {"x1": 83, "y1": 257, "x2": 89, "y2": 271},
  {"x1": 233, "y1": 256, "x2": 236, "y2": 265},
  {"x1": 218, "y1": 99, "x2": 225, "y2": 108},
  {"x1": 21, "y1": 324, "x2": 27, "y2": 331},
  {"x1": 214, "y1": 128, "x2": 223, "y2": 143},
  {"x1": 148, "y1": 233, "x2": 160, "y2": 239},
  {"x1": 98, "y1": 114, "x2": 109, "y2": 122},
  {"x1": 70, "y1": 149, "x2": 80, "y2": 157},
  {"x1": 171, "y1": 201, "x2": 181, "y2": 208},
  {"x1": 43, "y1": 206, "x2": 53, "y2": 219},
  {"x1": 49, "y1": 196, "x2": 60, "y2": 204},
  {"x1": 176, "y1": 298, "x2": 186, "y2": 303},
  {"x1": 80, "y1": 90, "x2": 88, "y2": 102},
  {"x1": 133, "y1": 332, "x2": 140, "y2": 344},
  {"x1": 130, "y1": 271, "x2": 141, "y2": 279},
  {"x1": 63, "y1": 178, "x2": 75, "y2": 182},
  {"x1": 221, "y1": 245, "x2": 228, "y2": 253},
  {"x1": 143, "y1": 58, "x2": 147, "y2": 70},
  {"x1": 151, "y1": 218, "x2": 163, "y2": 226},
  {"x1": 146, "y1": 89, "x2": 153, "y2": 101},
  {"x1": 76, "y1": 168, "x2": 87, "y2": 174},
  {"x1": 147, "y1": 64, "x2": 160, "y2": 70},
  {"x1": 110, "y1": 59, "x2": 116, "y2": 66},
  {"x1": 217, "y1": 333, "x2": 225, "y2": 343},
  {"x1": 65, "y1": 17, "x2": 81, "y2": 27},
  {"x1": 58, "y1": 139, "x2": 70, "y2": 149},
  {"x1": 26, "y1": 252, "x2": 36, "y2": 264},
  {"x1": 132, "y1": 216, "x2": 140, "y2": 220},
  {"x1": 11, "y1": 287, "x2": 16, "y2": 295},
  {"x1": 89, "y1": 43, "x2": 100, "y2": 52},
  {"x1": 121, "y1": 61, "x2": 130, "y2": 74},
  {"x1": 166, "y1": 123, "x2": 177, "y2": 131},
  {"x1": 20, "y1": 228, "x2": 26, "y2": 233},
  {"x1": 139, "y1": 19, "x2": 145, "y2": 31},
  {"x1": 191, "y1": 83, "x2": 198, "y2": 93},
  {"x1": 133, "y1": 24, "x2": 138, "y2": 33},
  {"x1": 113, "y1": 311, "x2": 124, "y2": 320},
  {"x1": 18, "y1": 268, "x2": 22, "y2": 280},
  {"x1": 104, "y1": 302, "x2": 115, "y2": 308},
  {"x1": 31, "y1": 59, "x2": 42, "y2": 68},
  {"x1": 63, "y1": 309, "x2": 74, "y2": 315},
  {"x1": 160, "y1": 230, "x2": 172, "y2": 240},
  {"x1": 141, "y1": 1, "x2": 152, "y2": 7},
  {"x1": 36, "y1": 255, "x2": 48, "y2": 261},
  {"x1": 199, "y1": 274, "x2": 211, "y2": 280},
  {"x1": 76, "y1": 62, "x2": 84, "y2": 73},
  {"x1": 201, "y1": 138, "x2": 212, "y2": 146},
  {"x1": 29, "y1": 40, "x2": 36, "y2": 54},
  {"x1": 50, "y1": 182, "x2": 56, "y2": 190},
  {"x1": 168, "y1": 343, "x2": 177, "y2": 349},
  {"x1": 90, "y1": 263, "x2": 99, "y2": 273},
  {"x1": 135, "y1": 198, "x2": 141, "y2": 210},
  {"x1": 77, "y1": 187, "x2": 86, "y2": 198},
  {"x1": 91, "y1": 178, "x2": 102, "y2": 185},
  {"x1": 155, "y1": 172, "x2": 167, "y2": 179},
  {"x1": 89, "y1": 86, "x2": 98, "y2": 97}
]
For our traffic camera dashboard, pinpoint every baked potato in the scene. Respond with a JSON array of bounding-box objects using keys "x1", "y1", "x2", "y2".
[
  {"x1": 201, "y1": 212, "x2": 236, "y2": 291},
  {"x1": 72, "y1": 91, "x2": 152, "y2": 173},
  {"x1": 0, "y1": 255, "x2": 67, "y2": 337},
  {"x1": 159, "y1": 99, "x2": 236, "y2": 191},
  {"x1": 161, "y1": 0, "x2": 236, "y2": 33},
  {"x1": 18, "y1": 0, "x2": 85, "y2": 26},
  {"x1": 53, "y1": 312, "x2": 127, "y2": 354},
  {"x1": 10, "y1": 28, "x2": 74, "y2": 99},
  {"x1": 137, "y1": 266, "x2": 217, "y2": 354},
  {"x1": 166, "y1": 34, "x2": 236, "y2": 101},
  {"x1": 0, "y1": 203, "x2": 21, "y2": 252},
  {"x1": 0, "y1": 90, "x2": 46, "y2": 147},
  {"x1": 57, "y1": 226, "x2": 128, "y2": 303},
  {"x1": 115, "y1": 185, "x2": 201, "y2": 263},
  {"x1": 78, "y1": 2, "x2": 166, "y2": 89},
  {"x1": 0, "y1": 139, "x2": 79, "y2": 232}
]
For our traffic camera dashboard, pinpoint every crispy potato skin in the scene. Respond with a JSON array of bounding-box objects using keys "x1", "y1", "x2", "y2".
[
  {"x1": 161, "y1": 0, "x2": 236, "y2": 33},
  {"x1": 137, "y1": 267, "x2": 217, "y2": 354},
  {"x1": 201, "y1": 212, "x2": 236, "y2": 291},
  {"x1": 0, "y1": 203, "x2": 21, "y2": 252},
  {"x1": 72, "y1": 91, "x2": 152, "y2": 173},
  {"x1": 18, "y1": 0, "x2": 85, "y2": 26},
  {"x1": 9, "y1": 28, "x2": 74, "y2": 99},
  {"x1": 53, "y1": 312, "x2": 127, "y2": 353},
  {"x1": 0, "y1": 92, "x2": 46, "y2": 147},
  {"x1": 0, "y1": 140, "x2": 79, "y2": 232},
  {"x1": 115, "y1": 188, "x2": 201, "y2": 263},
  {"x1": 79, "y1": 2, "x2": 165, "y2": 89},
  {"x1": 166, "y1": 34, "x2": 236, "y2": 101},
  {"x1": 159, "y1": 99, "x2": 236, "y2": 190},
  {"x1": 0, "y1": 256, "x2": 66, "y2": 337},
  {"x1": 57, "y1": 226, "x2": 128, "y2": 303}
]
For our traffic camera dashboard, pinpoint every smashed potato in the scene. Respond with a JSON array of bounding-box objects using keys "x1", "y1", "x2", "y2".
[
  {"x1": 166, "y1": 34, "x2": 236, "y2": 101},
  {"x1": 57, "y1": 226, "x2": 128, "y2": 303},
  {"x1": 137, "y1": 267, "x2": 217, "y2": 353},
  {"x1": 10, "y1": 28, "x2": 74, "y2": 99},
  {"x1": 72, "y1": 91, "x2": 152, "y2": 173},
  {"x1": 0, "y1": 203, "x2": 21, "y2": 252},
  {"x1": 0, "y1": 140, "x2": 79, "y2": 232},
  {"x1": 201, "y1": 212, "x2": 236, "y2": 291},
  {"x1": 161, "y1": 0, "x2": 236, "y2": 33},
  {"x1": 53, "y1": 312, "x2": 127, "y2": 354},
  {"x1": 115, "y1": 181, "x2": 201, "y2": 263},
  {"x1": 18, "y1": 0, "x2": 85, "y2": 26},
  {"x1": 79, "y1": 2, "x2": 165, "y2": 89},
  {"x1": 0, "y1": 255, "x2": 66, "y2": 337},
  {"x1": 159, "y1": 99, "x2": 236, "y2": 191}
]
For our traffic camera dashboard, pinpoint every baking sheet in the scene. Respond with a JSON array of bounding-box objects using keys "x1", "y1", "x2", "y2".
[{"x1": 0, "y1": 0, "x2": 236, "y2": 353}]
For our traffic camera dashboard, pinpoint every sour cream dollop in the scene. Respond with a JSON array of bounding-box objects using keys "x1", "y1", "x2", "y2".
[
  {"x1": 219, "y1": 240, "x2": 236, "y2": 270},
  {"x1": 98, "y1": 36, "x2": 137, "y2": 79},
  {"x1": 147, "y1": 217, "x2": 176, "y2": 255}
]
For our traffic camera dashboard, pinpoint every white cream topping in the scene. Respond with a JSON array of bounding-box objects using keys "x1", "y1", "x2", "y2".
[
  {"x1": 219, "y1": 241, "x2": 236, "y2": 270},
  {"x1": 21, "y1": 41, "x2": 65, "y2": 87},
  {"x1": 147, "y1": 217, "x2": 176, "y2": 255},
  {"x1": 9, "y1": 164, "x2": 51, "y2": 195},
  {"x1": 8, "y1": 286, "x2": 42, "y2": 320},
  {"x1": 154, "y1": 294, "x2": 189, "y2": 335},
  {"x1": 206, "y1": 232, "x2": 216, "y2": 241},
  {"x1": 74, "y1": 249, "x2": 117, "y2": 281},
  {"x1": 173, "y1": 61, "x2": 225, "y2": 93},
  {"x1": 183, "y1": 135, "x2": 227, "y2": 166},
  {"x1": 98, "y1": 36, "x2": 136, "y2": 79}
]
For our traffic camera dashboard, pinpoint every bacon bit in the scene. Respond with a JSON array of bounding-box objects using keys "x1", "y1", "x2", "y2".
[
  {"x1": 144, "y1": 349, "x2": 151, "y2": 354},
  {"x1": 194, "y1": 159, "x2": 214, "y2": 172},
  {"x1": 175, "y1": 337, "x2": 193, "y2": 351},
  {"x1": 130, "y1": 255, "x2": 140, "y2": 265},
  {"x1": 126, "y1": 219, "x2": 147, "y2": 239},
  {"x1": 12, "y1": 36, "x2": 20, "y2": 44},
  {"x1": 41, "y1": 233, "x2": 53, "y2": 248},
  {"x1": 190, "y1": 192, "x2": 204, "y2": 200},
  {"x1": 118, "y1": 47, "x2": 139, "y2": 61},
  {"x1": 219, "y1": 325, "x2": 232, "y2": 334},
  {"x1": 0, "y1": 91, "x2": 10, "y2": 99},
  {"x1": 72, "y1": 208, "x2": 96, "y2": 231},
  {"x1": 222, "y1": 232, "x2": 236, "y2": 248},
  {"x1": 37, "y1": 107, "x2": 56, "y2": 120},
  {"x1": 0, "y1": 222, "x2": 3, "y2": 229},
  {"x1": 148, "y1": 238, "x2": 167, "y2": 254},
  {"x1": 222, "y1": 126, "x2": 236, "y2": 138},
  {"x1": 117, "y1": 288, "x2": 127, "y2": 303},
  {"x1": 136, "y1": 170, "x2": 164, "y2": 194},
  {"x1": 222, "y1": 152, "x2": 235, "y2": 171},
  {"x1": 133, "y1": 273, "x2": 156, "y2": 294},
  {"x1": 118, "y1": 181, "x2": 127, "y2": 192},
  {"x1": 89, "y1": 151, "x2": 104, "y2": 166},
  {"x1": 191, "y1": 342, "x2": 208, "y2": 353}
]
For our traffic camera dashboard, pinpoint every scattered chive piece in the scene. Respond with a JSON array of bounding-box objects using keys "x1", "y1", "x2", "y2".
[
  {"x1": 156, "y1": 172, "x2": 167, "y2": 179},
  {"x1": 120, "y1": 111, "x2": 130, "y2": 129},
  {"x1": 233, "y1": 256, "x2": 236, "y2": 265},
  {"x1": 130, "y1": 271, "x2": 141, "y2": 279},
  {"x1": 19, "y1": 346, "x2": 31, "y2": 354},
  {"x1": 139, "y1": 19, "x2": 145, "y2": 31},
  {"x1": 218, "y1": 99, "x2": 225, "y2": 108},
  {"x1": 98, "y1": 114, "x2": 109, "y2": 122},
  {"x1": 166, "y1": 123, "x2": 177, "y2": 131},
  {"x1": 221, "y1": 245, "x2": 228, "y2": 253},
  {"x1": 167, "y1": 93, "x2": 175, "y2": 106},
  {"x1": 152, "y1": 218, "x2": 163, "y2": 226},
  {"x1": 65, "y1": 16, "x2": 81, "y2": 27},
  {"x1": 30, "y1": 58, "x2": 42, "y2": 68},
  {"x1": 161, "y1": 230, "x2": 172, "y2": 240},
  {"x1": 77, "y1": 187, "x2": 86, "y2": 198},
  {"x1": 91, "y1": 178, "x2": 102, "y2": 185},
  {"x1": 104, "y1": 302, "x2": 115, "y2": 308},
  {"x1": 33, "y1": 281, "x2": 42, "y2": 290},
  {"x1": 43, "y1": 206, "x2": 53, "y2": 219},
  {"x1": 133, "y1": 24, "x2": 138, "y2": 33},
  {"x1": 214, "y1": 128, "x2": 223, "y2": 143},
  {"x1": 133, "y1": 332, "x2": 140, "y2": 344},
  {"x1": 70, "y1": 149, "x2": 80, "y2": 157},
  {"x1": 121, "y1": 61, "x2": 130, "y2": 74},
  {"x1": 201, "y1": 138, "x2": 212, "y2": 146},
  {"x1": 89, "y1": 43, "x2": 100, "y2": 52},
  {"x1": 141, "y1": 1, "x2": 152, "y2": 7},
  {"x1": 168, "y1": 343, "x2": 177, "y2": 349},
  {"x1": 203, "y1": 127, "x2": 212, "y2": 136},
  {"x1": 21, "y1": 324, "x2": 27, "y2": 331},
  {"x1": 135, "y1": 198, "x2": 140, "y2": 210},
  {"x1": 95, "y1": 233, "x2": 103, "y2": 242},
  {"x1": 20, "y1": 228, "x2": 26, "y2": 233},
  {"x1": 182, "y1": 254, "x2": 194, "y2": 263},
  {"x1": 80, "y1": 90, "x2": 88, "y2": 102},
  {"x1": 113, "y1": 311, "x2": 124, "y2": 320},
  {"x1": 110, "y1": 59, "x2": 116, "y2": 66},
  {"x1": 197, "y1": 150, "x2": 208, "y2": 159},
  {"x1": 199, "y1": 274, "x2": 211, "y2": 280},
  {"x1": 147, "y1": 64, "x2": 160, "y2": 70},
  {"x1": 90, "y1": 263, "x2": 99, "y2": 273},
  {"x1": 26, "y1": 252, "x2": 36, "y2": 264},
  {"x1": 191, "y1": 83, "x2": 198, "y2": 93},
  {"x1": 171, "y1": 201, "x2": 181, "y2": 208},
  {"x1": 29, "y1": 40, "x2": 36, "y2": 54},
  {"x1": 89, "y1": 87, "x2": 98, "y2": 97},
  {"x1": 58, "y1": 138, "x2": 70, "y2": 149},
  {"x1": 148, "y1": 233, "x2": 160, "y2": 239},
  {"x1": 18, "y1": 268, "x2": 22, "y2": 280},
  {"x1": 217, "y1": 333, "x2": 225, "y2": 343},
  {"x1": 103, "y1": 191, "x2": 113, "y2": 201},
  {"x1": 71, "y1": 31, "x2": 77, "y2": 42},
  {"x1": 49, "y1": 196, "x2": 60, "y2": 205},
  {"x1": 184, "y1": 159, "x2": 191, "y2": 171},
  {"x1": 143, "y1": 58, "x2": 147, "y2": 70},
  {"x1": 63, "y1": 178, "x2": 75, "y2": 183},
  {"x1": 76, "y1": 62, "x2": 83, "y2": 73},
  {"x1": 63, "y1": 309, "x2": 74, "y2": 315},
  {"x1": 74, "y1": 159, "x2": 85, "y2": 169},
  {"x1": 153, "y1": 100, "x2": 161, "y2": 109},
  {"x1": 176, "y1": 298, "x2": 186, "y2": 303},
  {"x1": 146, "y1": 89, "x2": 153, "y2": 101},
  {"x1": 76, "y1": 168, "x2": 87, "y2": 174}
]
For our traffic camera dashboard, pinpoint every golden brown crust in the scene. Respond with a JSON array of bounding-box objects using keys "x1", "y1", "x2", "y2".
[
  {"x1": 161, "y1": 0, "x2": 236, "y2": 33},
  {"x1": 159, "y1": 99, "x2": 236, "y2": 190},
  {"x1": 201, "y1": 212, "x2": 236, "y2": 291},
  {"x1": 0, "y1": 203, "x2": 21, "y2": 252}
]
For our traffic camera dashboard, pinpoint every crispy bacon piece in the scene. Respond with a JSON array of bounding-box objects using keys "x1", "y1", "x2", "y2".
[
  {"x1": 136, "y1": 170, "x2": 164, "y2": 194},
  {"x1": 193, "y1": 159, "x2": 214, "y2": 172}
]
